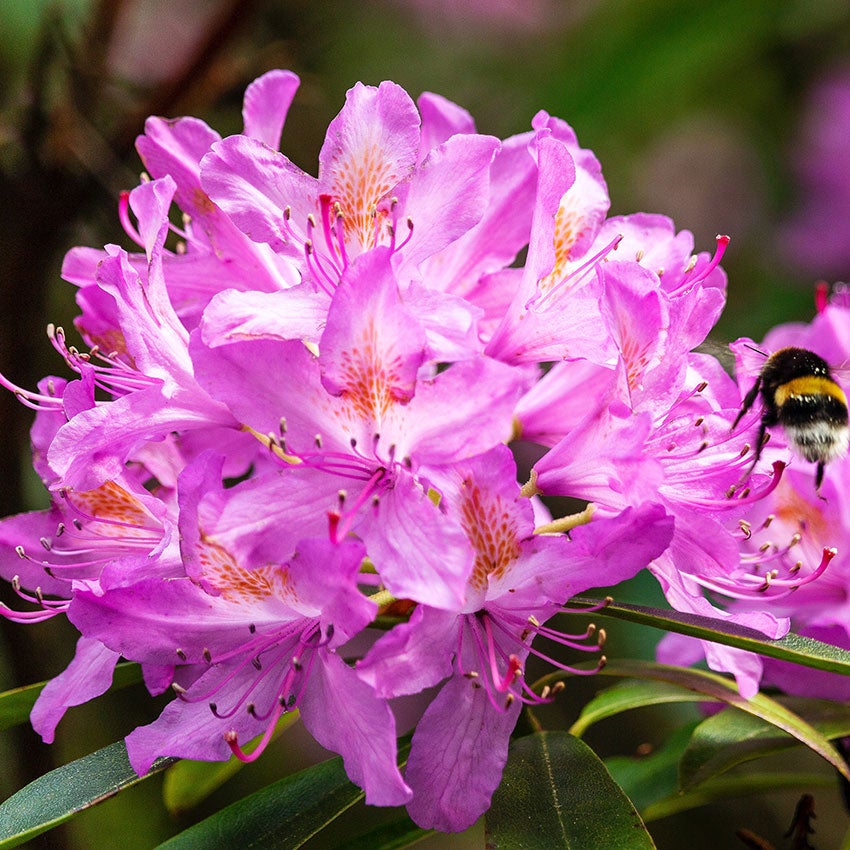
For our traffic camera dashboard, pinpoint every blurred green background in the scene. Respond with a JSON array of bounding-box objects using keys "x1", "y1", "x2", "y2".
[{"x1": 2, "y1": 1, "x2": 850, "y2": 847}]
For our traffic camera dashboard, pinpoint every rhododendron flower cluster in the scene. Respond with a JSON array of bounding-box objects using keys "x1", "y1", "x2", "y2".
[{"x1": 0, "y1": 70, "x2": 840, "y2": 832}]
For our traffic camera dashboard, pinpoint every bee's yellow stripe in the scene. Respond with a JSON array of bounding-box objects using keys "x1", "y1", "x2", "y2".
[{"x1": 775, "y1": 376, "x2": 847, "y2": 407}]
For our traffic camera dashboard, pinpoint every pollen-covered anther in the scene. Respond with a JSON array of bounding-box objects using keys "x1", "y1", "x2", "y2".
[
  {"x1": 756, "y1": 571, "x2": 778, "y2": 592},
  {"x1": 14, "y1": 546, "x2": 25, "y2": 559},
  {"x1": 596, "y1": 627, "x2": 607, "y2": 648},
  {"x1": 203, "y1": 648, "x2": 212, "y2": 664},
  {"x1": 789, "y1": 532, "x2": 802, "y2": 546},
  {"x1": 695, "y1": 381, "x2": 707, "y2": 393},
  {"x1": 683, "y1": 254, "x2": 699, "y2": 274},
  {"x1": 739, "y1": 520, "x2": 752, "y2": 539},
  {"x1": 314, "y1": 434, "x2": 323, "y2": 448},
  {"x1": 171, "y1": 683, "x2": 187, "y2": 696},
  {"x1": 463, "y1": 670, "x2": 480, "y2": 679},
  {"x1": 176, "y1": 648, "x2": 187, "y2": 661}
]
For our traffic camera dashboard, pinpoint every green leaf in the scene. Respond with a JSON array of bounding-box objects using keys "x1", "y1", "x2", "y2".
[
  {"x1": 0, "y1": 662, "x2": 142, "y2": 732},
  {"x1": 156, "y1": 746, "x2": 410, "y2": 850},
  {"x1": 0, "y1": 681, "x2": 48, "y2": 733},
  {"x1": 642, "y1": 772, "x2": 835, "y2": 822},
  {"x1": 486, "y1": 731, "x2": 655, "y2": 849},
  {"x1": 569, "y1": 679, "x2": 704, "y2": 737},
  {"x1": 0, "y1": 741, "x2": 173, "y2": 849},
  {"x1": 679, "y1": 698, "x2": 850, "y2": 790},
  {"x1": 605, "y1": 721, "x2": 698, "y2": 812},
  {"x1": 571, "y1": 597, "x2": 850, "y2": 677},
  {"x1": 537, "y1": 660, "x2": 850, "y2": 783},
  {"x1": 343, "y1": 814, "x2": 432, "y2": 850},
  {"x1": 162, "y1": 710, "x2": 301, "y2": 814}
]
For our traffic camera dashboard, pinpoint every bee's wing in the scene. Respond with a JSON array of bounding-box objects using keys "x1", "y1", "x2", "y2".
[
  {"x1": 830, "y1": 358, "x2": 850, "y2": 389},
  {"x1": 694, "y1": 338, "x2": 735, "y2": 373},
  {"x1": 727, "y1": 337, "x2": 768, "y2": 386}
]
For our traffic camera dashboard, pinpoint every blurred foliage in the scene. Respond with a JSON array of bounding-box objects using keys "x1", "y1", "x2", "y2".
[{"x1": 2, "y1": 1, "x2": 850, "y2": 848}]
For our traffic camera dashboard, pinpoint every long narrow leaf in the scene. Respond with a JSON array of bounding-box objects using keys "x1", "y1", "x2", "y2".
[
  {"x1": 679, "y1": 699, "x2": 850, "y2": 789},
  {"x1": 0, "y1": 662, "x2": 142, "y2": 732},
  {"x1": 156, "y1": 755, "x2": 362, "y2": 850},
  {"x1": 604, "y1": 722, "x2": 698, "y2": 812},
  {"x1": 569, "y1": 679, "x2": 702, "y2": 737},
  {"x1": 537, "y1": 659, "x2": 850, "y2": 782},
  {"x1": 157, "y1": 744, "x2": 410, "y2": 850},
  {"x1": 343, "y1": 814, "x2": 432, "y2": 850},
  {"x1": 571, "y1": 597, "x2": 850, "y2": 676},
  {"x1": 642, "y1": 773, "x2": 835, "y2": 822},
  {"x1": 0, "y1": 741, "x2": 172, "y2": 849},
  {"x1": 162, "y1": 710, "x2": 301, "y2": 814}
]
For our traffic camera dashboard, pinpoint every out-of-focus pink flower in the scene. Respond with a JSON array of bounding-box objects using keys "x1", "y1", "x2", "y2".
[{"x1": 780, "y1": 67, "x2": 850, "y2": 278}]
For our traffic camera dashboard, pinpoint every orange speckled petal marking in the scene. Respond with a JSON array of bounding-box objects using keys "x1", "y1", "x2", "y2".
[
  {"x1": 460, "y1": 481, "x2": 521, "y2": 593},
  {"x1": 319, "y1": 81, "x2": 420, "y2": 253},
  {"x1": 319, "y1": 249, "x2": 426, "y2": 431},
  {"x1": 69, "y1": 482, "x2": 158, "y2": 537},
  {"x1": 537, "y1": 168, "x2": 609, "y2": 296},
  {"x1": 198, "y1": 537, "x2": 288, "y2": 604},
  {"x1": 335, "y1": 319, "x2": 411, "y2": 422}
]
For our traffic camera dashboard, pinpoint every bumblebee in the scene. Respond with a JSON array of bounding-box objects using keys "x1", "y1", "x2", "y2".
[{"x1": 733, "y1": 346, "x2": 849, "y2": 490}]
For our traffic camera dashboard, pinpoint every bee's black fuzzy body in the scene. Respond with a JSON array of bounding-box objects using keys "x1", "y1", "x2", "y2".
[{"x1": 733, "y1": 347, "x2": 849, "y2": 490}]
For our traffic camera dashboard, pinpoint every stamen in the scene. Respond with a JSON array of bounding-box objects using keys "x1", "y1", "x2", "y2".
[
  {"x1": 681, "y1": 234, "x2": 730, "y2": 287},
  {"x1": 532, "y1": 234, "x2": 623, "y2": 311},
  {"x1": 686, "y1": 546, "x2": 835, "y2": 601},
  {"x1": 118, "y1": 191, "x2": 144, "y2": 246}
]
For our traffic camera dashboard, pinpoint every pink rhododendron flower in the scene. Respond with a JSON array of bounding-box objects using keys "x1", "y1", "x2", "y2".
[
  {"x1": 358, "y1": 446, "x2": 673, "y2": 830},
  {"x1": 779, "y1": 67, "x2": 850, "y2": 279},
  {"x1": 1, "y1": 68, "x2": 840, "y2": 831}
]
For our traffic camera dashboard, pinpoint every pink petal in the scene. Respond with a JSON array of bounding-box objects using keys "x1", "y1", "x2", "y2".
[{"x1": 241, "y1": 69, "x2": 300, "y2": 149}]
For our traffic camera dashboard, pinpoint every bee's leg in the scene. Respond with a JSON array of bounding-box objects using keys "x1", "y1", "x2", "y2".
[
  {"x1": 816, "y1": 460, "x2": 826, "y2": 497},
  {"x1": 732, "y1": 418, "x2": 768, "y2": 495},
  {"x1": 732, "y1": 377, "x2": 762, "y2": 430}
]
